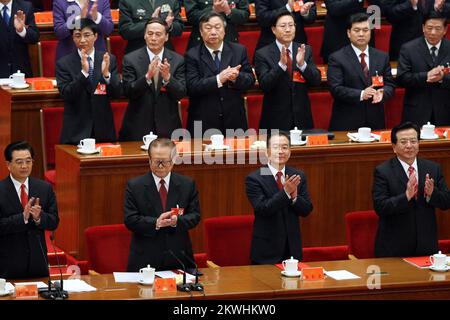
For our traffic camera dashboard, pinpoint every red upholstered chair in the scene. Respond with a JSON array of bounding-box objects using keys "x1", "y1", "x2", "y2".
[
  {"x1": 107, "y1": 35, "x2": 127, "y2": 74},
  {"x1": 42, "y1": 0, "x2": 53, "y2": 10},
  {"x1": 302, "y1": 245, "x2": 349, "y2": 262},
  {"x1": 238, "y1": 30, "x2": 260, "y2": 64},
  {"x1": 40, "y1": 107, "x2": 64, "y2": 187},
  {"x1": 172, "y1": 31, "x2": 191, "y2": 56},
  {"x1": 385, "y1": 87, "x2": 405, "y2": 129},
  {"x1": 111, "y1": 101, "x2": 127, "y2": 139},
  {"x1": 374, "y1": 24, "x2": 392, "y2": 54},
  {"x1": 304, "y1": 26, "x2": 324, "y2": 65},
  {"x1": 38, "y1": 40, "x2": 58, "y2": 77},
  {"x1": 204, "y1": 215, "x2": 254, "y2": 267},
  {"x1": 345, "y1": 210, "x2": 379, "y2": 259},
  {"x1": 245, "y1": 95, "x2": 263, "y2": 131},
  {"x1": 178, "y1": 98, "x2": 189, "y2": 129},
  {"x1": 308, "y1": 91, "x2": 333, "y2": 130},
  {"x1": 438, "y1": 240, "x2": 450, "y2": 254}
]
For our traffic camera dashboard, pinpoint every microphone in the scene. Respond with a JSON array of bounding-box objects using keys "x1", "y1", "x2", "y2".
[
  {"x1": 49, "y1": 231, "x2": 68, "y2": 299},
  {"x1": 167, "y1": 250, "x2": 191, "y2": 292},
  {"x1": 180, "y1": 251, "x2": 203, "y2": 292},
  {"x1": 35, "y1": 232, "x2": 53, "y2": 298}
]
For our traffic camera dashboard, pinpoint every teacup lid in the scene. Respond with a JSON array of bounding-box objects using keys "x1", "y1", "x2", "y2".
[
  {"x1": 423, "y1": 121, "x2": 434, "y2": 128},
  {"x1": 434, "y1": 251, "x2": 446, "y2": 257},
  {"x1": 148, "y1": 131, "x2": 158, "y2": 138},
  {"x1": 286, "y1": 256, "x2": 298, "y2": 262},
  {"x1": 290, "y1": 127, "x2": 302, "y2": 134},
  {"x1": 13, "y1": 70, "x2": 24, "y2": 76}
]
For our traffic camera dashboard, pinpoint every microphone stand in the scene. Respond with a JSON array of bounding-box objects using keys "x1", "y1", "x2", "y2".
[
  {"x1": 180, "y1": 250, "x2": 204, "y2": 292},
  {"x1": 167, "y1": 250, "x2": 191, "y2": 292}
]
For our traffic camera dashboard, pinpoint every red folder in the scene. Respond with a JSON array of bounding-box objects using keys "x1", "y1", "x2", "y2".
[
  {"x1": 275, "y1": 262, "x2": 310, "y2": 270},
  {"x1": 402, "y1": 256, "x2": 432, "y2": 268}
]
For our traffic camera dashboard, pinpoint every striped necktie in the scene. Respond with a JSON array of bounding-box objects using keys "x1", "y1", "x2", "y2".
[
  {"x1": 2, "y1": 6, "x2": 10, "y2": 27},
  {"x1": 87, "y1": 56, "x2": 94, "y2": 84}
]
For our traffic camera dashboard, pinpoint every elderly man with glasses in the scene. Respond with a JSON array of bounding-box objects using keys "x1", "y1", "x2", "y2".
[{"x1": 124, "y1": 138, "x2": 201, "y2": 272}]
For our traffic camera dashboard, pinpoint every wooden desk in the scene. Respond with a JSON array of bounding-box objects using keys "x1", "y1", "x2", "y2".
[
  {"x1": 55, "y1": 135, "x2": 450, "y2": 259},
  {"x1": 3, "y1": 258, "x2": 450, "y2": 300}
]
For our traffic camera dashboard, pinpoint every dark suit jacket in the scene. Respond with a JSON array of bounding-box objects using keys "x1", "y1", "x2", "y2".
[
  {"x1": 327, "y1": 45, "x2": 395, "y2": 131},
  {"x1": 185, "y1": 41, "x2": 255, "y2": 135},
  {"x1": 255, "y1": 42, "x2": 321, "y2": 130},
  {"x1": 118, "y1": 0, "x2": 184, "y2": 54},
  {"x1": 254, "y1": 0, "x2": 316, "y2": 52},
  {"x1": 0, "y1": 0, "x2": 39, "y2": 78},
  {"x1": 372, "y1": 157, "x2": 450, "y2": 257},
  {"x1": 124, "y1": 172, "x2": 201, "y2": 271},
  {"x1": 119, "y1": 47, "x2": 186, "y2": 140},
  {"x1": 246, "y1": 166, "x2": 313, "y2": 264},
  {"x1": 397, "y1": 37, "x2": 450, "y2": 127},
  {"x1": 56, "y1": 50, "x2": 121, "y2": 145},
  {"x1": 184, "y1": 0, "x2": 250, "y2": 50},
  {"x1": 0, "y1": 176, "x2": 59, "y2": 279}
]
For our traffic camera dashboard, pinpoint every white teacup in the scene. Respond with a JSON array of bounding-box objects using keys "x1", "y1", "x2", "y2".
[
  {"x1": 0, "y1": 278, "x2": 5, "y2": 292},
  {"x1": 9, "y1": 70, "x2": 26, "y2": 87},
  {"x1": 139, "y1": 264, "x2": 155, "y2": 284},
  {"x1": 79, "y1": 138, "x2": 96, "y2": 152},
  {"x1": 422, "y1": 122, "x2": 435, "y2": 138},
  {"x1": 282, "y1": 256, "x2": 299, "y2": 275},
  {"x1": 430, "y1": 251, "x2": 447, "y2": 269},
  {"x1": 358, "y1": 127, "x2": 372, "y2": 141},
  {"x1": 143, "y1": 132, "x2": 158, "y2": 147},
  {"x1": 210, "y1": 134, "x2": 224, "y2": 147},
  {"x1": 290, "y1": 127, "x2": 303, "y2": 145}
]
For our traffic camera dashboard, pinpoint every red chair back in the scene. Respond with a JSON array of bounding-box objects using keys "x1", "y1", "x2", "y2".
[
  {"x1": 179, "y1": 98, "x2": 189, "y2": 129},
  {"x1": 308, "y1": 91, "x2": 332, "y2": 130},
  {"x1": 108, "y1": 35, "x2": 127, "y2": 74},
  {"x1": 245, "y1": 95, "x2": 263, "y2": 131},
  {"x1": 85, "y1": 224, "x2": 132, "y2": 273},
  {"x1": 302, "y1": 245, "x2": 349, "y2": 262},
  {"x1": 345, "y1": 210, "x2": 379, "y2": 259},
  {"x1": 111, "y1": 101, "x2": 127, "y2": 139},
  {"x1": 385, "y1": 87, "x2": 404, "y2": 129},
  {"x1": 42, "y1": 0, "x2": 53, "y2": 11},
  {"x1": 238, "y1": 30, "x2": 260, "y2": 64},
  {"x1": 438, "y1": 240, "x2": 450, "y2": 254},
  {"x1": 374, "y1": 24, "x2": 392, "y2": 54},
  {"x1": 204, "y1": 215, "x2": 254, "y2": 266},
  {"x1": 39, "y1": 40, "x2": 58, "y2": 77},
  {"x1": 172, "y1": 31, "x2": 191, "y2": 56},
  {"x1": 305, "y1": 26, "x2": 324, "y2": 65}
]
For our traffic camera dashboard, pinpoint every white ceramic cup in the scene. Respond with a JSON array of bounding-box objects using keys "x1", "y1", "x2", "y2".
[
  {"x1": 358, "y1": 127, "x2": 371, "y2": 140},
  {"x1": 139, "y1": 265, "x2": 155, "y2": 284},
  {"x1": 290, "y1": 127, "x2": 303, "y2": 144},
  {"x1": 210, "y1": 134, "x2": 224, "y2": 147},
  {"x1": 422, "y1": 122, "x2": 435, "y2": 138},
  {"x1": 9, "y1": 70, "x2": 26, "y2": 87},
  {"x1": 79, "y1": 138, "x2": 96, "y2": 152},
  {"x1": 143, "y1": 132, "x2": 158, "y2": 147},
  {"x1": 430, "y1": 251, "x2": 447, "y2": 269},
  {"x1": 0, "y1": 278, "x2": 5, "y2": 292},
  {"x1": 282, "y1": 256, "x2": 299, "y2": 275}
]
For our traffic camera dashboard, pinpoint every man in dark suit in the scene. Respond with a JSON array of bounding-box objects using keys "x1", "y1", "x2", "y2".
[
  {"x1": 0, "y1": 141, "x2": 59, "y2": 279},
  {"x1": 56, "y1": 18, "x2": 121, "y2": 145},
  {"x1": 120, "y1": 18, "x2": 186, "y2": 141},
  {"x1": 185, "y1": 12, "x2": 255, "y2": 136},
  {"x1": 246, "y1": 132, "x2": 313, "y2": 264},
  {"x1": 124, "y1": 138, "x2": 200, "y2": 271},
  {"x1": 254, "y1": 0, "x2": 315, "y2": 53},
  {"x1": 255, "y1": 12, "x2": 321, "y2": 131},
  {"x1": 184, "y1": 0, "x2": 250, "y2": 50},
  {"x1": 397, "y1": 11, "x2": 450, "y2": 127},
  {"x1": 372, "y1": 122, "x2": 450, "y2": 257},
  {"x1": 328, "y1": 13, "x2": 395, "y2": 131},
  {"x1": 119, "y1": 0, "x2": 184, "y2": 54},
  {"x1": 0, "y1": 0, "x2": 39, "y2": 78}
]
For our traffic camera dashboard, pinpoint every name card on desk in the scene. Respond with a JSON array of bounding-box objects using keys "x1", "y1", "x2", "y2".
[
  {"x1": 34, "y1": 11, "x2": 53, "y2": 23},
  {"x1": 27, "y1": 77, "x2": 54, "y2": 90},
  {"x1": 154, "y1": 278, "x2": 177, "y2": 292},
  {"x1": 111, "y1": 9, "x2": 119, "y2": 22},
  {"x1": 15, "y1": 284, "x2": 38, "y2": 299},
  {"x1": 379, "y1": 131, "x2": 391, "y2": 143},
  {"x1": 306, "y1": 135, "x2": 328, "y2": 146},
  {"x1": 100, "y1": 145, "x2": 122, "y2": 156},
  {"x1": 301, "y1": 267, "x2": 325, "y2": 281}
]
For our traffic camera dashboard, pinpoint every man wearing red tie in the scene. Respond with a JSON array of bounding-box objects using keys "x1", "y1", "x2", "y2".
[
  {"x1": 372, "y1": 122, "x2": 450, "y2": 257},
  {"x1": 124, "y1": 138, "x2": 200, "y2": 271},
  {"x1": 0, "y1": 141, "x2": 59, "y2": 279},
  {"x1": 246, "y1": 132, "x2": 313, "y2": 264}
]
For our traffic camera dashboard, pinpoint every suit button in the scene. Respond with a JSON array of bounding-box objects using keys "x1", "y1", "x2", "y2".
[{"x1": 220, "y1": 97, "x2": 224, "y2": 101}]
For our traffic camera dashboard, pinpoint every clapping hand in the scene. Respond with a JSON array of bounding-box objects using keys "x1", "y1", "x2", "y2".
[
  {"x1": 101, "y1": 52, "x2": 110, "y2": 78},
  {"x1": 14, "y1": 10, "x2": 26, "y2": 33},
  {"x1": 296, "y1": 44, "x2": 306, "y2": 67},
  {"x1": 424, "y1": 173, "x2": 435, "y2": 198},
  {"x1": 159, "y1": 58, "x2": 171, "y2": 82}
]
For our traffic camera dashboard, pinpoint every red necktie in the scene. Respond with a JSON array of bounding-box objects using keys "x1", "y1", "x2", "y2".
[
  {"x1": 360, "y1": 52, "x2": 369, "y2": 82},
  {"x1": 20, "y1": 184, "x2": 27, "y2": 209},
  {"x1": 286, "y1": 48, "x2": 292, "y2": 77},
  {"x1": 159, "y1": 179, "x2": 167, "y2": 211},
  {"x1": 276, "y1": 171, "x2": 283, "y2": 190},
  {"x1": 408, "y1": 166, "x2": 418, "y2": 200}
]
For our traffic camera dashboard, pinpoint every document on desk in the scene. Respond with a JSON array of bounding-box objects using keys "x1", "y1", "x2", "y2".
[
  {"x1": 156, "y1": 270, "x2": 196, "y2": 283},
  {"x1": 326, "y1": 270, "x2": 360, "y2": 280},
  {"x1": 113, "y1": 272, "x2": 141, "y2": 283},
  {"x1": 13, "y1": 281, "x2": 47, "y2": 289},
  {"x1": 0, "y1": 78, "x2": 12, "y2": 86},
  {"x1": 53, "y1": 279, "x2": 97, "y2": 292}
]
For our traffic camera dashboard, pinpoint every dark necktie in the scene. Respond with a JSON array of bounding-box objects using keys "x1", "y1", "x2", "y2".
[
  {"x1": 360, "y1": 52, "x2": 369, "y2": 82},
  {"x1": 213, "y1": 50, "x2": 220, "y2": 73},
  {"x1": 2, "y1": 6, "x2": 9, "y2": 27},
  {"x1": 20, "y1": 184, "x2": 28, "y2": 209},
  {"x1": 152, "y1": 56, "x2": 160, "y2": 91},
  {"x1": 430, "y1": 46, "x2": 437, "y2": 66},
  {"x1": 87, "y1": 56, "x2": 94, "y2": 84},
  {"x1": 286, "y1": 48, "x2": 292, "y2": 76},
  {"x1": 159, "y1": 179, "x2": 167, "y2": 211},
  {"x1": 276, "y1": 171, "x2": 283, "y2": 190}
]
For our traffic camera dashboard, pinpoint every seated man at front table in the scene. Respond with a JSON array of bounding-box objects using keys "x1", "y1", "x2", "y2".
[
  {"x1": 0, "y1": 141, "x2": 59, "y2": 279},
  {"x1": 124, "y1": 138, "x2": 201, "y2": 271},
  {"x1": 246, "y1": 132, "x2": 313, "y2": 264},
  {"x1": 56, "y1": 18, "x2": 121, "y2": 145},
  {"x1": 372, "y1": 122, "x2": 450, "y2": 257}
]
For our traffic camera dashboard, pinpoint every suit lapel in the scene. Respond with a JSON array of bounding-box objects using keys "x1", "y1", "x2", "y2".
[
  {"x1": 344, "y1": 45, "x2": 367, "y2": 85},
  {"x1": 419, "y1": 37, "x2": 434, "y2": 68},
  {"x1": 436, "y1": 40, "x2": 449, "y2": 66},
  {"x1": 200, "y1": 44, "x2": 219, "y2": 75},
  {"x1": 143, "y1": 173, "x2": 163, "y2": 215},
  {"x1": 166, "y1": 173, "x2": 181, "y2": 210},
  {"x1": 261, "y1": 166, "x2": 279, "y2": 194},
  {"x1": 392, "y1": 158, "x2": 408, "y2": 189},
  {"x1": 138, "y1": 47, "x2": 155, "y2": 94},
  {"x1": 93, "y1": 51, "x2": 103, "y2": 88},
  {"x1": 6, "y1": 176, "x2": 23, "y2": 212},
  {"x1": 219, "y1": 42, "x2": 233, "y2": 72},
  {"x1": 417, "y1": 158, "x2": 427, "y2": 200}
]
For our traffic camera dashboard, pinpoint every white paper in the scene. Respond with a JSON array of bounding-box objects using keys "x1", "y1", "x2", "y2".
[
  {"x1": 14, "y1": 281, "x2": 48, "y2": 289},
  {"x1": 113, "y1": 272, "x2": 141, "y2": 283},
  {"x1": 52, "y1": 279, "x2": 96, "y2": 293},
  {"x1": 326, "y1": 270, "x2": 361, "y2": 280},
  {"x1": 5, "y1": 282, "x2": 15, "y2": 293},
  {"x1": 156, "y1": 270, "x2": 196, "y2": 283},
  {"x1": 0, "y1": 78, "x2": 12, "y2": 86}
]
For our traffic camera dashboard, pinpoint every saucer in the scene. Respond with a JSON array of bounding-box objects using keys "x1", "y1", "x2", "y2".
[
  {"x1": 347, "y1": 133, "x2": 376, "y2": 143},
  {"x1": 9, "y1": 83, "x2": 29, "y2": 89},
  {"x1": 140, "y1": 145, "x2": 149, "y2": 151},
  {"x1": 429, "y1": 265, "x2": 450, "y2": 272},
  {"x1": 138, "y1": 279, "x2": 154, "y2": 286},
  {"x1": 420, "y1": 133, "x2": 439, "y2": 140},
  {"x1": 76, "y1": 147, "x2": 100, "y2": 155},
  {"x1": 205, "y1": 144, "x2": 230, "y2": 151},
  {"x1": 281, "y1": 270, "x2": 301, "y2": 278},
  {"x1": 0, "y1": 290, "x2": 12, "y2": 296},
  {"x1": 291, "y1": 140, "x2": 307, "y2": 146}
]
